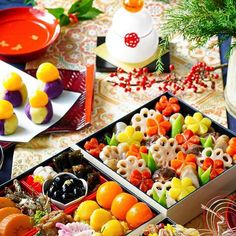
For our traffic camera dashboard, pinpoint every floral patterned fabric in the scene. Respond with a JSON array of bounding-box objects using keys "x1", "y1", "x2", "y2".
[{"x1": 11, "y1": 0, "x2": 228, "y2": 229}]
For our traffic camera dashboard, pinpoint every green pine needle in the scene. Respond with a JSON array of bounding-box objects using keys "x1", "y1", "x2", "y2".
[{"x1": 161, "y1": 0, "x2": 236, "y2": 49}]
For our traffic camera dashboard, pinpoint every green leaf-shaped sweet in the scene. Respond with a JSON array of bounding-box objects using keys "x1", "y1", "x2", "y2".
[
  {"x1": 147, "y1": 151, "x2": 157, "y2": 173},
  {"x1": 198, "y1": 166, "x2": 211, "y2": 185},
  {"x1": 158, "y1": 188, "x2": 167, "y2": 207},
  {"x1": 171, "y1": 114, "x2": 184, "y2": 138},
  {"x1": 152, "y1": 189, "x2": 159, "y2": 202},
  {"x1": 200, "y1": 135, "x2": 213, "y2": 148},
  {"x1": 141, "y1": 152, "x2": 148, "y2": 165}
]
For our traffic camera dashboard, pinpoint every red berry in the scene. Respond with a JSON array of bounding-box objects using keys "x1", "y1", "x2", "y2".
[
  {"x1": 214, "y1": 74, "x2": 219, "y2": 79},
  {"x1": 169, "y1": 64, "x2": 175, "y2": 71}
]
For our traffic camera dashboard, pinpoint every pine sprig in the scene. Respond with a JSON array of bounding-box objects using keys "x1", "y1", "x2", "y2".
[{"x1": 161, "y1": 0, "x2": 236, "y2": 52}]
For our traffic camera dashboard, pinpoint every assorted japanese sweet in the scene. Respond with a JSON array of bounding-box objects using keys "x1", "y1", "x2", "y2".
[
  {"x1": 143, "y1": 222, "x2": 200, "y2": 236},
  {"x1": 84, "y1": 95, "x2": 236, "y2": 208},
  {"x1": 73, "y1": 181, "x2": 153, "y2": 235},
  {"x1": 36, "y1": 62, "x2": 63, "y2": 99},
  {"x1": 0, "y1": 71, "x2": 28, "y2": 107},
  {"x1": 25, "y1": 90, "x2": 53, "y2": 124},
  {"x1": 0, "y1": 100, "x2": 18, "y2": 135},
  {"x1": 26, "y1": 150, "x2": 100, "y2": 197}
]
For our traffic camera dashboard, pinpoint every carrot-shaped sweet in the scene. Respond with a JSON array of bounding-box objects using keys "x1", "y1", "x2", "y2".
[
  {"x1": 0, "y1": 207, "x2": 20, "y2": 222},
  {"x1": 0, "y1": 198, "x2": 15, "y2": 209},
  {"x1": 0, "y1": 213, "x2": 33, "y2": 236}
]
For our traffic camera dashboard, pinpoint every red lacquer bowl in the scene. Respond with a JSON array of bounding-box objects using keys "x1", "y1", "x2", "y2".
[{"x1": 0, "y1": 7, "x2": 60, "y2": 62}]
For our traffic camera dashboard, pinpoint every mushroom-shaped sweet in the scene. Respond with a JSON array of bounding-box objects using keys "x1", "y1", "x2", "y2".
[
  {"x1": 0, "y1": 72, "x2": 27, "y2": 107},
  {"x1": 36, "y1": 62, "x2": 63, "y2": 99},
  {"x1": 0, "y1": 100, "x2": 18, "y2": 135},
  {"x1": 25, "y1": 90, "x2": 53, "y2": 124}
]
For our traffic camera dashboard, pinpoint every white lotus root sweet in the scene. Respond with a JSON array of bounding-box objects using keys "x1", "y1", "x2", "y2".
[
  {"x1": 197, "y1": 147, "x2": 233, "y2": 168},
  {"x1": 131, "y1": 108, "x2": 160, "y2": 140},
  {"x1": 150, "y1": 136, "x2": 184, "y2": 168},
  {"x1": 117, "y1": 156, "x2": 149, "y2": 179},
  {"x1": 99, "y1": 143, "x2": 129, "y2": 170},
  {"x1": 147, "y1": 181, "x2": 176, "y2": 208}
]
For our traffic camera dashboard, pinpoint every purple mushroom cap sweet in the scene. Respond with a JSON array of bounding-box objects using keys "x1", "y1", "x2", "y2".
[
  {"x1": 44, "y1": 79, "x2": 63, "y2": 99},
  {"x1": 3, "y1": 90, "x2": 22, "y2": 107}
]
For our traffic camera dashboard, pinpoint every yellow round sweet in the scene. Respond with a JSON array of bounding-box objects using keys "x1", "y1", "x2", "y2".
[
  {"x1": 101, "y1": 220, "x2": 124, "y2": 236},
  {"x1": 3, "y1": 72, "x2": 23, "y2": 91},
  {"x1": 29, "y1": 90, "x2": 49, "y2": 108},
  {"x1": 0, "y1": 100, "x2": 13, "y2": 120},
  {"x1": 36, "y1": 62, "x2": 60, "y2": 83},
  {"x1": 74, "y1": 200, "x2": 100, "y2": 221}
]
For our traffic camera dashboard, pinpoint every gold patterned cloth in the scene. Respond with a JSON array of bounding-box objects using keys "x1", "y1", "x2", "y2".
[
  {"x1": 13, "y1": 0, "x2": 227, "y2": 176},
  {"x1": 12, "y1": 0, "x2": 227, "y2": 228}
]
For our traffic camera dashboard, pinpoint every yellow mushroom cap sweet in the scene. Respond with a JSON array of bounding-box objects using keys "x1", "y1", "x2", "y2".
[
  {"x1": 2, "y1": 72, "x2": 23, "y2": 91},
  {"x1": 29, "y1": 90, "x2": 49, "y2": 108},
  {"x1": 36, "y1": 62, "x2": 60, "y2": 83},
  {"x1": 0, "y1": 100, "x2": 14, "y2": 120}
]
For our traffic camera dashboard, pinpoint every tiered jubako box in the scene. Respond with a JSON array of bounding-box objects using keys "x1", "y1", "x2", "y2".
[
  {"x1": 0, "y1": 147, "x2": 168, "y2": 235},
  {"x1": 76, "y1": 92, "x2": 236, "y2": 224}
]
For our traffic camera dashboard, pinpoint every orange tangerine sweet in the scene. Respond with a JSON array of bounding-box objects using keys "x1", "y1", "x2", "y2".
[
  {"x1": 96, "y1": 181, "x2": 123, "y2": 209},
  {"x1": 0, "y1": 100, "x2": 13, "y2": 120},
  {"x1": 123, "y1": 0, "x2": 144, "y2": 12},
  {"x1": 36, "y1": 62, "x2": 60, "y2": 83},
  {"x1": 111, "y1": 193, "x2": 138, "y2": 220},
  {"x1": 29, "y1": 90, "x2": 49, "y2": 108},
  {"x1": 126, "y1": 202, "x2": 153, "y2": 229},
  {"x1": 3, "y1": 72, "x2": 23, "y2": 91}
]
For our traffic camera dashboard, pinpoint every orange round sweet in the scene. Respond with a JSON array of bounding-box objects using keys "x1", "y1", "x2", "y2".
[
  {"x1": 0, "y1": 100, "x2": 13, "y2": 120},
  {"x1": 3, "y1": 72, "x2": 23, "y2": 91},
  {"x1": 96, "y1": 181, "x2": 123, "y2": 209},
  {"x1": 29, "y1": 90, "x2": 49, "y2": 108},
  {"x1": 123, "y1": 0, "x2": 144, "y2": 12},
  {"x1": 36, "y1": 62, "x2": 60, "y2": 83},
  {"x1": 126, "y1": 202, "x2": 153, "y2": 229},
  {"x1": 111, "y1": 193, "x2": 138, "y2": 220}
]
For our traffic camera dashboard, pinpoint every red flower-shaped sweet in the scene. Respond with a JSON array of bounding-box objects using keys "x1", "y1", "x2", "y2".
[
  {"x1": 146, "y1": 114, "x2": 171, "y2": 136},
  {"x1": 175, "y1": 129, "x2": 200, "y2": 150},
  {"x1": 202, "y1": 157, "x2": 224, "y2": 180},
  {"x1": 84, "y1": 138, "x2": 105, "y2": 158},
  {"x1": 226, "y1": 137, "x2": 236, "y2": 161},
  {"x1": 171, "y1": 151, "x2": 197, "y2": 175},
  {"x1": 130, "y1": 169, "x2": 154, "y2": 192},
  {"x1": 124, "y1": 32, "x2": 140, "y2": 48},
  {"x1": 155, "y1": 96, "x2": 181, "y2": 117}
]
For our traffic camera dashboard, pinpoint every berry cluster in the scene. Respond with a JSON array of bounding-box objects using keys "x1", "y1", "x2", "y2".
[{"x1": 109, "y1": 62, "x2": 220, "y2": 94}]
